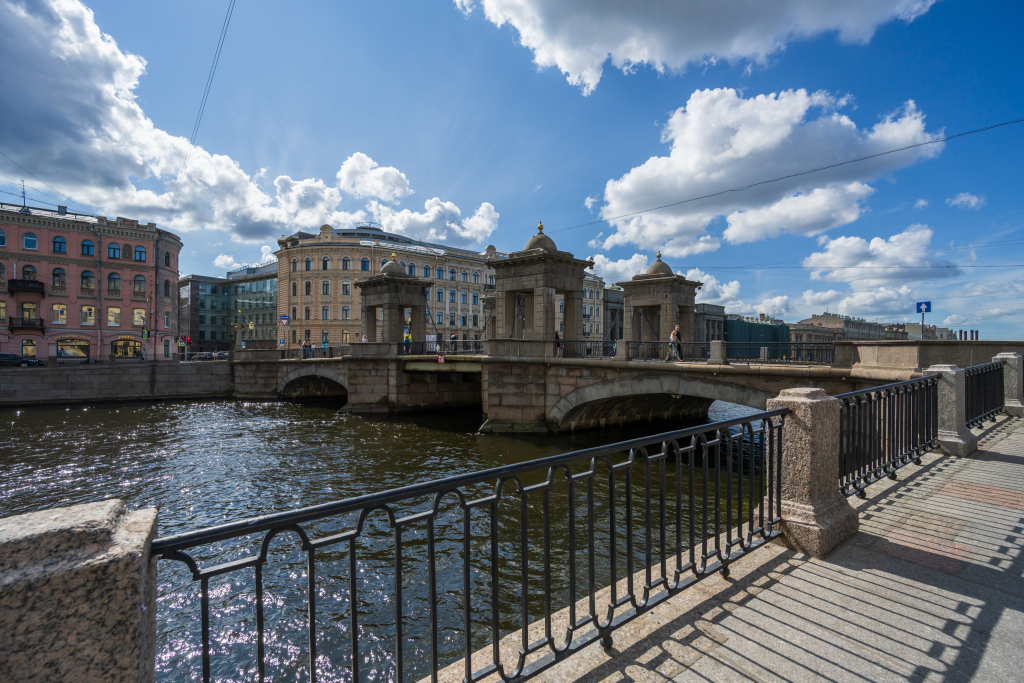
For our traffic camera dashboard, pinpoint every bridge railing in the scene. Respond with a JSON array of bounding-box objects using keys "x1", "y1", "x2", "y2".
[
  {"x1": 560, "y1": 339, "x2": 619, "y2": 359},
  {"x1": 965, "y1": 361, "x2": 1004, "y2": 428},
  {"x1": 627, "y1": 341, "x2": 709, "y2": 362},
  {"x1": 835, "y1": 375, "x2": 939, "y2": 497},
  {"x1": 726, "y1": 342, "x2": 835, "y2": 364},
  {"x1": 151, "y1": 409, "x2": 787, "y2": 683},
  {"x1": 407, "y1": 340, "x2": 484, "y2": 355},
  {"x1": 285, "y1": 346, "x2": 350, "y2": 360}
]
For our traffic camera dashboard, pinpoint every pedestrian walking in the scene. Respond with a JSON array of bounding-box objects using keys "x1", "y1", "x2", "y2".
[{"x1": 554, "y1": 331, "x2": 562, "y2": 358}]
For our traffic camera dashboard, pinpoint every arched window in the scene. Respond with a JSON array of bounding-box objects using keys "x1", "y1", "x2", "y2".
[
  {"x1": 108, "y1": 244, "x2": 121, "y2": 259},
  {"x1": 23, "y1": 233, "x2": 37, "y2": 250},
  {"x1": 133, "y1": 275, "x2": 146, "y2": 294},
  {"x1": 81, "y1": 271, "x2": 94, "y2": 290},
  {"x1": 0, "y1": 229, "x2": 5, "y2": 247},
  {"x1": 559, "y1": 301, "x2": 564, "y2": 313},
  {"x1": 165, "y1": 252, "x2": 171, "y2": 267},
  {"x1": 291, "y1": 282, "x2": 297, "y2": 297},
  {"x1": 322, "y1": 257, "x2": 330, "y2": 270},
  {"x1": 52, "y1": 236, "x2": 66, "y2": 253},
  {"x1": 82, "y1": 239, "x2": 94, "y2": 256},
  {"x1": 52, "y1": 268, "x2": 66, "y2": 288},
  {"x1": 461, "y1": 270, "x2": 467, "y2": 282},
  {"x1": 107, "y1": 273, "x2": 121, "y2": 292},
  {"x1": 305, "y1": 258, "x2": 312, "y2": 271},
  {"x1": 423, "y1": 265, "x2": 431, "y2": 278},
  {"x1": 135, "y1": 246, "x2": 146, "y2": 261},
  {"x1": 342, "y1": 257, "x2": 351, "y2": 271},
  {"x1": 408, "y1": 262, "x2": 416, "y2": 276},
  {"x1": 381, "y1": 258, "x2": 388, "y2": 268},
  {"x1": 21, "y1": 265, "x2": 36, "y2": 280},
  {"x1": 449, "y1": 268, "x2": 456, "y2": 281},
  {"x1": 164, "y1": 279, "x2": 171, "y2": 297},
  {"x1": 292, "y1": 259, "x2": 298, "y2": 272},
  {"x1": 305, "y1": 281, "x2": 311, "y2": 296},
  {"x1": 437, "y1": 267, "x2": 443, "y2": 279},
  {"x1": 472, "y1": 272, "x2": 479, "y2": 284},
  {"x1": 361, "y1": 258, "x2": 370, "y2": 271},
  {"x1": 322, "y1": 281, "x2": 330, "y2": 296}
]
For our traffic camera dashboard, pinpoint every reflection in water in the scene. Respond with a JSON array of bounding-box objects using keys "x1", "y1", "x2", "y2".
[{"x1": 0, "y1": 399, "x2": 758, "y2": 682}]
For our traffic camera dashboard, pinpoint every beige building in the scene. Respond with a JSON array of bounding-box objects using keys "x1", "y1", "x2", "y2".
[
  {"x1": 789, "y1": 322, "x2": 847, "y2": 343},
  {"x1": 276, "y1": 223, "x2": 503, "y2": 348}
]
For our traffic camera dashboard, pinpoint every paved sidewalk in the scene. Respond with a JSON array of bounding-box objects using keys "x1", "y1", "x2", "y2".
[{"x1": 535, "y1": 414, "x2": 1024, "y2": 683}]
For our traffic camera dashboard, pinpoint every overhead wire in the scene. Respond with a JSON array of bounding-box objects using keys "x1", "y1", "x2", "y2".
[{"x1": 0, "y1": 152, "x2": 92, "y2": 213}]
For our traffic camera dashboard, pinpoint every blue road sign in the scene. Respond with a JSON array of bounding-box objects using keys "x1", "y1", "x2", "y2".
[{"x1": 916, "y1": 301, "x2": 931, "y2": 313}]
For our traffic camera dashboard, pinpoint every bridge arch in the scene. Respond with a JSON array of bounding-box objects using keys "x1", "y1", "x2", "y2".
[
  {"x1": 278, "y1": 365, "x2": 348, "y2": 399},
  {"x1": 547, "y1": 374, "x2": 775, "y2": 432}
]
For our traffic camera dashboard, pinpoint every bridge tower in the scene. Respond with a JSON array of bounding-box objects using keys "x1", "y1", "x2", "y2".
[
  {"x1": 355, "y1": 254, "x2": 432, "y2": 343},
  {"x1": 618, "y1": 253, "x2": 702, "y2": 342},
  {"x1": 488, "y1": 222, "x2": 593, "y2": 345}
]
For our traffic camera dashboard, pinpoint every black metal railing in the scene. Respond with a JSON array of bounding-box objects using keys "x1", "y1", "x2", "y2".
[
  {"x1": 965, "y1": 362, "x2": 1004, "y2": 428},
  {"x1": 55, "y1": 356, "x2": 89, "y2": 365},
  {"x1": 560, "y1": 339, "x2": 619, "y2": 359},
  {"x1": 288, "y1": 345, "x2": 351, "y2": 359},
  {"x1": 408, "y1": 340, "x2": 484, "y2": 355},
  {"x1": 726, "y1": 342, "x2": 834, "y2": 364},
  {"x1": 626, "y1": 341, "x2": 709, "y2": 362},
  {"x1": 152, "y1": 410, "x2": 787, "y2": 683},
  {"x1": 8, "y1": 316, "x2": 44, "y2": 330},
  {"x1": 7, "y1": 279, "x2": 45, "y2": 295},
  {"x1": 112, "y1": 355, "x2": 149, "y2": 364},
  {"x1": 836, "y1": 375, "x2": 939, "y2": 497}
]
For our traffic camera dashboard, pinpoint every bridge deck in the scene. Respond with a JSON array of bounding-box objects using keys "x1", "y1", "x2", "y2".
[{"x1": 436, "y1": 414, "x2": 1024, "y2": 683}]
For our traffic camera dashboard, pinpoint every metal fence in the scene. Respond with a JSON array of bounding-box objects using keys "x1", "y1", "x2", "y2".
[
  {"x1": 152, "y1": 410, "x2": 787, "y2": 683},
  {"x1": 835, "y1": 375, "x2": 939, "y2": 497},
  {"x1": 408, "y1": 340, "x2": 484, "y2": 355},
  {"x1": 965, "y1": 362, "x2": 1004, "y2": 428},
  {"x1": 55, "y1": 356, "x2": 89, "y2": 365},
  {"x1": 626, "y1": 341, "x2": 709, "y2": 362},
  {"x1": 180, "y1": 352, "x2": 227, "y2": 363},
  {"x1": 286, "y1": 346, "x2": 351, "y2": 360},
  {"x1": 112, "y1": 355, "x2": 150, "y2": 364},
  {"x1": 560, "y1": 339, "x2": 619, "y2": 359},
  {"x1": 726, "y1": 342, "x2": 834, "y2": 364}
]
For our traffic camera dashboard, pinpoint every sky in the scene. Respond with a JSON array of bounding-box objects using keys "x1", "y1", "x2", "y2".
[{"x1": 1, "y1": 0, "x2": 1022, "y2": 337}]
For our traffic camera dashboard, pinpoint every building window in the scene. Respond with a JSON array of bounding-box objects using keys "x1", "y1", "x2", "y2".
[
  {"x1": 449, "y1": 290, "x2": 456, "y2": 303},
  {"x1": 342, "y1": 306, "x2": 350, "y2": 320},
  {"x1": 473, "y1": 272, "x2": 479, "y2": 284},
  {"x1": 381, "y1": 259, "x2": 388, "y2": 268},
  {"x1": 52, "y1": 236, "x2": 66, "y2": 253},
  {"x1": 21, "y1": 340, "x2": 36, "y2": 358},
  {"x1": 304, "y1": 329, "x2": 311, "y2": 342},
  {"x1": 133, "y1": 275, "x2": 146, "y2": 294},
  {"x1": 164, "y1": 340, "x2": 171, "y2": 357},
  {"x1": 559, "y1": 301, "x2": 563, "y2": 314},
  {"x1": 596, "y1": 306, "x2": 600, "y2": 316},
  {"x1": 322, "y1": 330, "x2": 330, "y2": 344},
  {"x1": 361, "y1": 258, "x2": 370, "y2": 271},
  {"x1": 135, "y1": 246, "x2": 146, "y2": 261},
  {"x1": 437, "y1": 311, "x2": 443, "y2": 324},
  {"x1": 322, "y1": 306, "x2": 329, "y2": 320},
  {"x1": 164, "y1": 312, "x2": 170, "y2": 328},
  {"x1": 436, "y1": 289, "x2": 443, "y2": 302},
  {"x1": 292, "y1": 307, "x2": 297, "y2": 319},
  {"x1": 342, "y1": 282, "x2": 350, "y2": 296},
  {"x1": 82, "y1": 239, "x2": 94, "y2": 256},
  {"x1": 459, "y1": 270, "x2": 466, "y2": 283},
  {"x1": 461, "y1": 292, "x2": 467, "y2": 304},
  {"x1": 436, "y1": 267, "x2": 443, "y2": 279},
  {"x1": 107, "y1": 273, "x2": 121, "y2": 293},
  {"x1": 51, "y1": 304, "x2": 67, "y2": 324},
  {"x1": 461, "y1": 315, "x2": 467, "y2": 326},
  {"x1": 108, "y1": 307, "x2": 121, "y2": 326},
  {"x1": 423, "y1": 265, "x2": 431, "y2": 278},
  {"x1": 292, "y1": 330, "x2": 297, "y2": 343},
  {"x1": 165, "y1": 252, "x2": 172, "y2": 267},
  {"x1": 133, "y1": 309, "x2": 146, "y2": 326},
  {"x1": 292, "y1": 282, "x2": 297, "y2": 297},
  {"x1": 322, "y1": 281, "x2": 330, "y2": 296},
  {"x1": 21, "y1": 302, "x2": 37, "y2": 320},
  {"x1": 342, "y1": 257, "x2": 351, "y2": 270},
  {"x1": 0, "y1": 229, "x2": 4, "y2": 247},
  {"x1": 305, "y1": 258, "x2": 312, "y2": 271},
  {"x1": 108, "y1": 244, "x2": 120, "y2": 259},
  {"x1": 472, "y1": 293, "x2": 478, "y2": 305},
  {"x1": 22, "y1": 265, "x2": 36, "y2": 280},
  {"x1": 292, "y1": 259, "x2": 298, "y2": 272},
  {"x1": 81, "y1": 271, "x2": 96, "y2": 291},
  {"x1": 52, "y1": 268, "x2": 67, "y2": 288},
  {"x1": 164, "y1": 280, "x2": 171, "y2": 297},
  {"x1": 23, "y1": 233, "x2": 37, "y2": 250},
  {"x1": 81, "y1": 305, "x2": 95, "y2": 324},
  {"x1": 199, "y1": 331, "x2": 206, "y2": 340},
  {"x1": 449, "y1": 312, "x2": 456, "y2": 326},
  {"x1": 449, "y1": 268, "x2": 456, "y2": 281},
  {"x1": 304, "y1": 307, "x2": 311, "y2": 320},
  {"x1": 473, "y1": 314, "x2": 479, "y2": 327},
  {"x1": 322, "y1": 257, "x2": 330, "y2": 270},
  {"x1": 305, "y1": 282, "x2": 311, "y2": 296},
  {"x1": 559, "y1": 322, "x2": 564, "y2": 332},
  {"x1": 343, "y1": 330, "x2": 350, "y2": 343}
]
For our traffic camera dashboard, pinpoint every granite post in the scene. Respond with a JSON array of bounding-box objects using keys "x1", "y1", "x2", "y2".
[
  {"x1": 766, "y1": 388, "x2": 858, "y2": 557},
  {"x1": 994, "y1": 352, "x2": 1024, "y2": 417},
  {"x1": 709, "y1": 340, "x2": 728, "y2": 365},
  {"x1": 926, "y1": 364, "x2": 978, "y2": 456},
  {"x1": 0, "y1": 499, "x2": 158, "y2": 683}
]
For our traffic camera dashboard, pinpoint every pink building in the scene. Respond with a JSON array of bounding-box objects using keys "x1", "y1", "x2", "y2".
[{"x1": 1, "y1": 203, "x2": 182, "y2": 361}]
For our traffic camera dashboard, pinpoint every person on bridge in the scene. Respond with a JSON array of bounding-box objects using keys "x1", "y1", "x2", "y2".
[
  {"x1": 321, "y1": 341, "x2": 328, "y2": 357},
  {"x1": 666, "y1": 326, "x2": 682, "y2": 361},
  {"x1": 554, "y1": 331, "x2": 562, "y2": 358},
  {"x1": 403, "y1": 333, "x2": 412, "y2": 354},
  {"x1": 361, "y1": 334, "x2": 368, "y2": 343}
]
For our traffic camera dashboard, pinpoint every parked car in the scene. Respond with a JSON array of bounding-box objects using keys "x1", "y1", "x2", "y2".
[
  {"x1": 214, "y1": 351, "x2": 230, "y2": 360},
  {"x1": 0, "y1": 353, "x2": 46, "y2": 367}
]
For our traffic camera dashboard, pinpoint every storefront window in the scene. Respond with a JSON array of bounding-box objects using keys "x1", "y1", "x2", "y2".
[
  {"x1": 57, "y1": 340, "x2": 89, "y2": 358},
  {"x1": 111, "y1": 340, "x2": 141, "y2": 357}
]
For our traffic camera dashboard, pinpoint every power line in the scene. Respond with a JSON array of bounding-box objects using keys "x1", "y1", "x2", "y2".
[
  {"x1": 166, "y1": 0, "x2": 237, "y2": 224},
  {"x1": 681, "y1": 264, "x2": 1023, "y2": 270},
  {"x1": 554, "y1": 116, "x2": 1024, "y2": 235},
  {"x1": 0, "y1": 150, "x2": 92, "y2": 213}
]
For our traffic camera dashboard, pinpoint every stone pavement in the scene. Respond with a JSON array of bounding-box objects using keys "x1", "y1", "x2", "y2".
[{"x1": 523, "y1": 413, "x2": 1024, "y2": 683}]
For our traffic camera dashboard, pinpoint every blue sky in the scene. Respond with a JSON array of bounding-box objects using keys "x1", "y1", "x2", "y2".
[{"x1": 1, "y1": 0, "x2": 1022, "y2": 336}]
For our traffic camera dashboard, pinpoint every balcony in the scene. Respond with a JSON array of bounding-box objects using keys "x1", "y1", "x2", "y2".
[
  {"x1": 7, "y1": 279, "x2": 45, "y2": 295},
  {"x1": 9, "y1": 317, "x2": 44, "y2": 331}
]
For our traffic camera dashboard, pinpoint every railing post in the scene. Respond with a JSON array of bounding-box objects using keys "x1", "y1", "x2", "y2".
[
  {"x1": 0, "y1": 499, "x2": 158, "y2": 682},
  {"x1": 994, "y1": 352, "x2": 1024, "y2": 417},
  {"x1": 766, "y1": 388, "x2": 858, "y2": 557},
  {"x1": 709, "y1": 340, "x2": 728, "y2": 365},
  {"x1": 925, "y1": 364, "x2": 978, "y2": 456}
]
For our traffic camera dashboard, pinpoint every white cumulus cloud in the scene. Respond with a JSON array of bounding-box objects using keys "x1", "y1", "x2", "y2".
[
  {"x1": 370, "y1": 199, "x2": 499, "y2": 244},
  {"x1": 596, "y1": 88, "x2": 940, "y2": 256},
  {"x1": 336, "y1": 153, "x2": 413, "y2": 203},
  {"x1": 260, "y1": 246, "x2": 277, "y2": 262},
  {"x1": 455, "y1": 0, "x2": 937, "y2": 94},
  {"x1": 946, "y1": 192, "x2": 986, "y2": 210},
  {"x1": 589, "y1": 253, "x2": 649, "y2": 284},
  {"x1": 213, "y1": 254, "x2": 241, "y2": 270},
  {"x1": 914, "y1": 198, "x2": 928, "y2": 209}
]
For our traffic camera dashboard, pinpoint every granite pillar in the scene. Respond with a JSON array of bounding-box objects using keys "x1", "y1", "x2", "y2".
[
  {"x1": 994, "y1": 352, "x2": 1024, "y2": 417},
  {"x1": 927, "y1": 364, "x2": 978, "y2": 456},
  {"x1": 0, "y1": 499, "x2": 158, "y2": 683},
  {"x1": 709, "y1": 340, "x2": 728, "y2": 365},
  {"x1": 766, "y1": 388, "x2": 858, "y2": 558}
]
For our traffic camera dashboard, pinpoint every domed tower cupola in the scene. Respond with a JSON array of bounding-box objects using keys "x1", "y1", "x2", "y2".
[
  {"x1": 523, "y1": 221, "x2": 558, "y2": 252},
  {"x1": 380, "y1": 253, "x2": 408, "y2": 276},
  {"x1": 616, "y1": 251, "x2": 703, "y2": 346},
  {"x1": 645, "y1": 252, "x2": 674, "y2": 276}
]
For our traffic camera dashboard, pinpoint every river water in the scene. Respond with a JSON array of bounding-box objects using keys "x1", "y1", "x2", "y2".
[{"x1": 0, "y1": 399, "x2": 758, "y2": 682}]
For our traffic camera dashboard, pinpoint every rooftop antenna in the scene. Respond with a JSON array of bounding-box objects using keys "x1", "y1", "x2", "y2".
[{"x1": 18, "y1": 180, "x2": 29, "y2": 214}]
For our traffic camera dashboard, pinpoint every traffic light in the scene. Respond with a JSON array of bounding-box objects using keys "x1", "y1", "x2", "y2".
[{"x1": 186, "y1": 336, "x2": 192, "y2": 344}]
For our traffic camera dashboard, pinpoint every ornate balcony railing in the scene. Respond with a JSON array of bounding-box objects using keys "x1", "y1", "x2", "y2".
[
  {"x1": 964, "y1": 362, "x2": 1004, "y2": 428},
  {"x1": 836, "y1": 375, "x2": 939, "y2": 497},
  {"x1": 152, "y1": 409, "x2": 787, "y2": 683},
  {"x1": 9, "y1": 316, "x2": 44, "y2": 330},
  {"x1": 7, "y1": 279, "x2": 44, "y2": 295}
]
